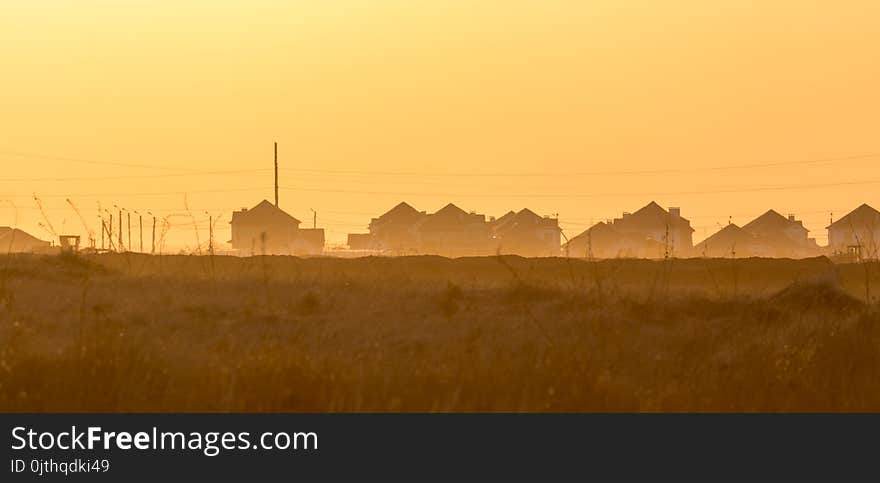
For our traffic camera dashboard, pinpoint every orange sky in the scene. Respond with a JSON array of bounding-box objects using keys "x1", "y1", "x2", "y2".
[{"x1": 1, "y1": 0, "x2": 879, "y2": 250}]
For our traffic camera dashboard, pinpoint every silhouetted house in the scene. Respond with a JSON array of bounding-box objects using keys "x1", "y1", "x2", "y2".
[
  {"x1": 565, "y1": 221, "x2": 641, "y2": 258},
  {"x1": 415, "y1": 203, "x2": 490, "y2": 257},
  {"x1": 586, "y1": 202, "x2": 694, "y2": 258},
  {"x1": 0, "y1": 227, "x2": 51, "y2": 254},
  {"x1": 694, "y1": 223, "x2": 768, "y2": 258},
  {"x1": 490, "y1": 208, "x2": 561, "y2": 257},
  {"x1": 229, "y1": 200, "x2": 323, "y2": 255},
  {"x1": 741, "y1": 210, "x2": 819, "y2": 258},
  {"x1": 368, "y1": 201, "x2": 426, "y2": 253},
  {"x1": 345, "y1": 202, "x2": 426, "y2": 253},
  {"x1": 827, "y1": 203, "x2": 880, "y2": 260}
]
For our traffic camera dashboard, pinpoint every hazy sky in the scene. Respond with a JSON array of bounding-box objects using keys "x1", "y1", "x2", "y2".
[{"x1": 2, "y1": 0, "x2": 879, "y2": 249}]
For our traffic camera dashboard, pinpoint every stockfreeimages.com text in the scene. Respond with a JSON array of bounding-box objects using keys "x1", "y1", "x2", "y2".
[{"x1": 11, "y1": 426, "x2": 317, "y2": 456}]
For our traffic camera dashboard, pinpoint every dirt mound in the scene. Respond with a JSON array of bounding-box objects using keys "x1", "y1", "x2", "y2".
[{"x1": 770, "y1": 280, "x2": 863, "y2": 311}]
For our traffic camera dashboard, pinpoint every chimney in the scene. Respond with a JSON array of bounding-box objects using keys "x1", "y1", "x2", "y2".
[
  {"x1": 788, "y1": 214, "x2": 795, "y2": 222},
  {"x1": 669, "y1": 207, "x2": 681, "y2": 218}
]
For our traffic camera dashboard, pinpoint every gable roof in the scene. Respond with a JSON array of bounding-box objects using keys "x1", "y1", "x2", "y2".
[
  {"x1": 743, "y1": 210, "x2": 807, "y2": 234},
  {"x1": 695, "y1": 223, "x2": 756, "y2": 248},
  {"x1": 827, "y1": 203, "x2": 880, "y2": 230},
  {"x1": 493, "y1": 208, "x2": 559, "y2": 234},
  {"x1": 0, "y1": 227, "x2": 50, "y2": 250},
  {"x1": 632, "y1": 201, "x2": 667, "y2": 218},
  {"x1": 231, "y1": 200, "x2": 301, "y2": 225},
  {"x1": 417, "y1": 203, "x2": 485, "y2": 230},
  {"x1": 0, "y1": 227, "x2": 48, "y2": 243},
  {"x1": 614, "y1": 201, "x2": 694, "y2": 232},
  {"x1": 490, "y1": 210, "x2": 516, "y2": 228},
  {"x1": 372, "y1": 201, "x2": 425, "y2": 227},
  {"x1": 426, "y1": 203, "x2": 469, "y2": 225},
  {"x1": 568, "y1": 221, "x2": 618, "y2": 244}
]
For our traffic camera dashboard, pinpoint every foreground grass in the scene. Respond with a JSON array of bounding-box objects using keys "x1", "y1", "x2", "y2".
[{"x1": 0, "y1": 254, "x2": 878, "y2": 412}]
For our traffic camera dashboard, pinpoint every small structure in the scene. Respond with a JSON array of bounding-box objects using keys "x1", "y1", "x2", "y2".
[
  {"x1": 229, "y1": 200, "x2": 324, "y2": 255},
  {"x1": 826, "y1": 203, "x2": 880, "y2": 260},
  {"x1": 414, "y1": 203, "x2": 491, "y2": 257},
  {"x1": 0, "y1": 227, "x2": 51, "y2": 254},
  {"x1": 59, "y1": 235, "x2": 81, "y2": 254},
  {"x1": 741, "y1": 210, "x2": 820, "y2": 258},
  {"x1": 611, "y1": 202, "x2": 694, "y2": 258},
  {"x1": 368, "y1": 201, "x2": 426, "y2": 253},
  {"x1": 566, "y1": 202, "x2": 694, "y2": 259},
  {"x1": 226, "y1": 143, "x2": 324, "y2": 256},
  {"x1": 346, "y1": 202, "x2": 426, "y2": 253},
  {"x1": 694, "y1": 224, "x2": 767, "y2": 258},
  {"x1": 490, "y1": 208, "x2": 561, "y2": 257},
  {"x1": 565, "y1": 221, "x2": 639, "y2": 259}
]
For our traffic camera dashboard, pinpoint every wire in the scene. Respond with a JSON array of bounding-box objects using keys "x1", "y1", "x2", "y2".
[
  {"x1": 3, "y1": 187, "x2": 273, "y2": 199},
  {"x1": 276, "y1": 178, "x2": 880, "y2": 199},
  {"x1": 0, "y1": 148, "x2": 213, "y2": 172},
  {"x1": 2, "y1": 147, "x2": 878, "y2": 177},
  {"x1": 0, "y1": 169, "x2": 272, "y2": 182},
  {"x1": 277, "y1": 152, "x2": 880, "y2": 177}
]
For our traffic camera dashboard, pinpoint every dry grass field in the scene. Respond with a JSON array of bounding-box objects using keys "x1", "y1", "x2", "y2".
[{"x1": 0, "y1": 253, "x2": 878, "y2": 412}]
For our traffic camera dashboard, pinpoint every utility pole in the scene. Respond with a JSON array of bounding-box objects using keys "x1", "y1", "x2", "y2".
[
  {"x1": 274, "y1": 141, "x2": 279, "y2": 208},
  {"x1": 311, "y1": 208, "x2": 316, "y2": 229},
  {"x1": 127, "y1": 211, "x2": 131, "y2": 251},
  {"x1": 138, "y1": 212, "x2": 143, "y2": 252}
]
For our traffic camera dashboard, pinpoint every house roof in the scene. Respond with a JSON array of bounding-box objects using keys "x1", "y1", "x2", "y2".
[
  {"x1": 231, "y1": 200, "x2": 301, "y2": 225},
  {"x1": 614, "y1": 201, "x2": 694, "y2": 232},
  {"x1": 827, "y1": 203, "x2": 880, "y2": 230},
  {"x1": 490, "y1": 210, "x2": 516, "y2": 227},
  {"x1": 371, "y1": 201, "x2": 425, "y2": 227},
  {"x1": 417, "y1": 203, "x2": 485, "y2": 230},
  {"x1": 492, "y1": 208, "x2": 559, "y2": 234},
  {"x1": 695, "y1": 223, "x2": 756, "y2": 248},
  {"x1": 0, "y1": 227, "x2": 50, "y2": 250},
  {"x1": 743, "y1": 209, "x2": 808, "y2": 234},
  {"x1": 567, "y1": 221, "x2": 618, "y2": 244}
]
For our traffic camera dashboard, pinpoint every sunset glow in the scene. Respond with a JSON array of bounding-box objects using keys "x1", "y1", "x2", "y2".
[{"x1": 2, "y1": 1, "x2": 879, "y2": 248}]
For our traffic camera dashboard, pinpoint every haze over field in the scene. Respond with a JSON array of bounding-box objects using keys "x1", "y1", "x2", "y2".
[
  {"x1": 1, "y1": 254, "x2": 877, "y2": 411},
  {"x1": 1, "y1": 1, "x2": 879, "y2": 249}
]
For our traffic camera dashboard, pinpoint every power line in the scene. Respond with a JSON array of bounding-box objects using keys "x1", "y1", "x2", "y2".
[
  {"x1": 276, "y1": 178, "x2": 880, "y2": 199},
  {"x1": 0, "y1": 168, "x2": 272, "y2": 182},
  {"x1": 3, "y1": 176, "x2": 878, "y2": 201},
  {"x1": 277, "y1": 152, "x2": 880, "y2": 177},
  {"x1": 2, "y1": 187, "x2": 272, "y2": 199},
  {"x1": 0, "y1": 148, "x2": 211, "y2": 172},
  {"x1": 2, "y1": 147, "x2": 878, "y2": 177}
]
